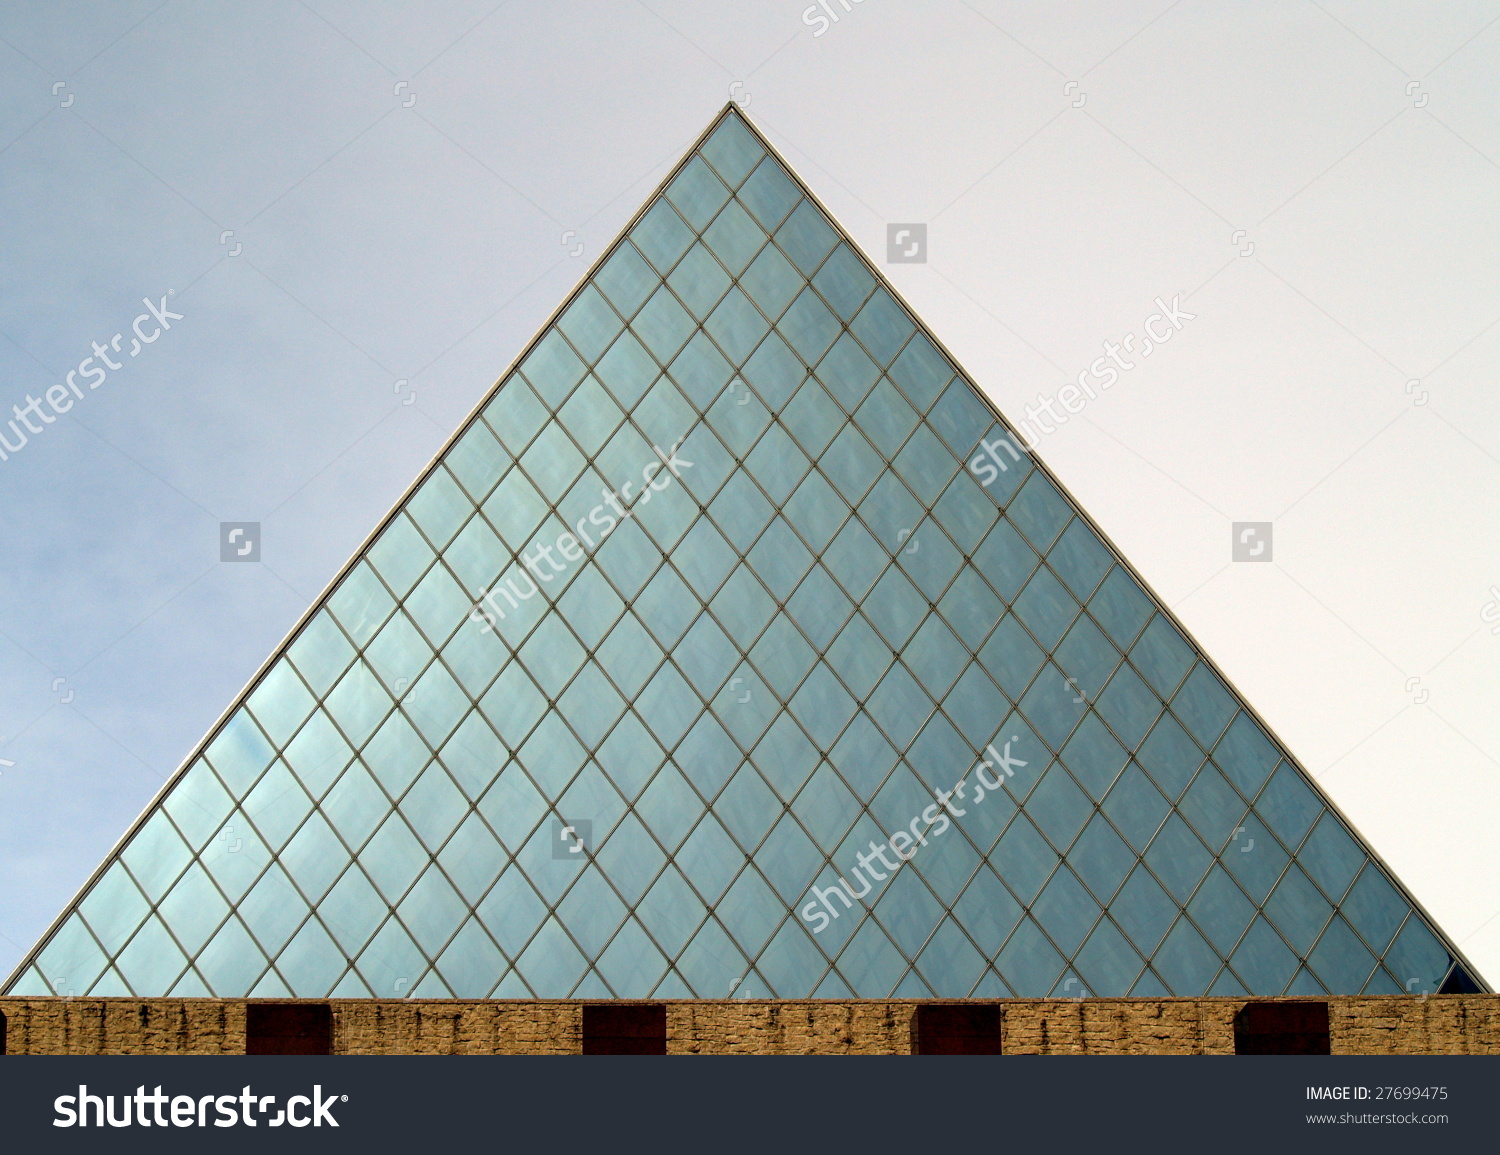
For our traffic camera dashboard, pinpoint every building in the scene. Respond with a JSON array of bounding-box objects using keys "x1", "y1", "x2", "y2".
[{"x1": 3, "y1": 105, "x2": 1484, "y2": 1019}]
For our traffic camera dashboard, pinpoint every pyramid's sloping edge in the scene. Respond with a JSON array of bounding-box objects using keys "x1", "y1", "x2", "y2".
[{"x1": 5, "y1": 103, "x2": 1485, "y2": 995}]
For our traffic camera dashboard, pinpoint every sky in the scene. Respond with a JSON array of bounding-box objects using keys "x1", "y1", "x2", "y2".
[{"x1": 1, "y1": 0, "x2": 1498, "y2": 987}]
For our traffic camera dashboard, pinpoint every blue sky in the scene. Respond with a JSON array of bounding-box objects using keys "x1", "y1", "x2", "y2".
[{"x1": 2, "y1": 0, "x2": 1499, "y2": 985}]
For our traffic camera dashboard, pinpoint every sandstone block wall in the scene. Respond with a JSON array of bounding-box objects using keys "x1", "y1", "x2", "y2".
[{"x1": 1, "y1": 996, "x2": 1495, "y2": 1055}]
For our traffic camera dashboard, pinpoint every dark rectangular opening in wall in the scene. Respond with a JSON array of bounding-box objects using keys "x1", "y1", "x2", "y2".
[
  {"x1": 582, "y1": 1004, "x2": 666, "y2": 1055},
  {"x1": 1234, "y1": 1001, "x2": 1330, "y2": 1055},
  {"x1": 913, "y1": 1003, "x2": 1003, "y2": 1054},
  {"x1": 0, "y1": 1008, "x2": 7, "y2": 1056},
  {"x1": 245, "y1": 1003, "x2": 332, "y2": 1055}
]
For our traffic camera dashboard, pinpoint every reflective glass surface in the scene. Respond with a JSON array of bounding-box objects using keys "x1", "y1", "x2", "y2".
[{"x1": 10, "y1": 107, "x2": 1476, "y2": 1001}]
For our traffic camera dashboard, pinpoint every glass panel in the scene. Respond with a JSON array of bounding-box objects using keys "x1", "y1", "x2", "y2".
[
  {"x1": 1032, "y1": 866, "x2": 1101, "y2": 957},
  {"x1": 978, "y1": 614, "x2": 1043, "y2": 702},
  {"x1": 702, "y1": 199, "x2": 766, "y2": 276},
  {"x1": 245, "y1": 661, "x2": 317, "y2": 749},
  {"x1": 1151, "y1": 917, "x2": 1221, "y2": 995},
  {"x1": 740, "y1": 330, "x2": 804, "y2": 411},
  {"x1": 1264, "y1": 865, "x2": 1333, "y2": 955},
  {"x1": 397, "y1": 865, "x2": 468, "y2": 957},
  {"x1": 995, "y1": 916, "x2": 1065, "y2": 997},
  {"x1": 892, "y1": 425, "x2": 957, "y2": 507},
  {"x1": 1383, "y1": 917, "x2": 1449, "y2": 994},
  {"x1": 633, "y1": 284, "x2": 697, "y2": 363},
  {"x1": 665, "y1": 522, "x2": 734, "y2": 606},
  {"x1": 594, "y1": 241, "x2": 658, "y2": 319},
  {"x1": 740, "y1": 242, "x2": 802, "y2": 320},
  {"x1": 1026, "y1": 765, "x2": 1093, "y2": 851},
  {"x1": 164, "y1": 761, "x2": 236, "y2": 852},
  {"x1": 1068, "y1": 813, "x2": 1135, "y2": 903},
  {"x1": 1112, "y1": 865, "x2": 1178, "y2": 955},
  {"x1": 1094, "y1": 662, "x2": 1160, "y2": 750},
  {"x1": 1087, "y1": 566, "x2": 1153, "y2": 648},
  {"x1": 558, "y1": 661, "x2": 627, "y2": 748},
  {"x1": 1135, "y1": 711, "x2": 1203, "y2": 800},
  {"x1": 1255, "y1": 761, "x2": 1322, "y2": 849},
  {"x1": 283, "y1": 710, "x2": 355, "y2": 799},
  {"x1": 242, "y1": 758, "x2": 313, "y2": 852},
  {"x1": 1171, "y1": 664, "x2": 1237, "y2": 748},
  {"x1": 79, "y1": 861, "x2": 150, "y2": 956},
  {"x1": 487, "y1": 373, "x2": 552, "y2": 453},
  {"x1": 630, "y1": 200, "x2": 695, "y2": 274},
  {"x1": 1297, "y1": 811, "x2": 1365, "y2": 902},
  {"x1": 1059, "y1": 713, "x2": 1128, "y2": 800},
  {"x1": 887, "y1": 332, "x2": 953, "y2": 413},
  {"x1": 705, "y1": 287, "x2": 769, "y2": 367},
  {"x1": 669, "y1": 328, "x2": 738, "y2": 408},
  {"x1": 196, "y1": 916, "x2": 269, "y2": 997},
  {"x1": 1228, "y1": 915, "x2": 1299, "y2": 995},
  {"x1": 1018, "y1": 661, "x2": 1087, "y2": 749},
  {"x1": 320, "y1": 760, "x2": 392, "y2": 851},
  {"x1": 558, "y1": 284, "x2": 622, "y2": 365},
  {"x1": 114, "y1": 915, "x2": 188, "y2": 995},
  {"x1": 122, "y1": 809, "x2": 193, "y2": 902},
  {"x1": 324, "y1": 659, "x2": 394, "y2": 750},
  {"x1": 738, "y1": 156, "x2": 800, "y2": 229},
  {"x1": 1185, "y1": 865, "x2": 1253, "y2": 955},
  {"x1": 665, "y1": 154, "x2": 731, "y2": 230},
  {"x1": 775, "y1": 200, "x2": 838, "y2": 276},
  {"x1": 782, "y1": 469, "x2": 848, "y2": 554},
  {"x1": 990, "y1": 815, "x2": 1057, "y2": 905},
  {"x1": 701, "y1": 113, "x2": 765, "y2": 186},
  {"x1": 1341, "y1": 862, "x2": 1408, "y2": 956},
  {"x1": 557, "y1": 374, "x2": 624, "y2": 456},
  {"x1": 1101, "y1": 763, "x2": 1169, "y2": 853},
  {"x1": 36, "y1": 914, "x2": 109, "y2": 996},
  {"x1": 355, "y1": 917, "x2": 428, "y2": 998},
  {"x1": 818, "y1": 333, "x2": 881, "y2": 413},
  {"x1": 925, "y1": 378, "x2": 992, "y2": 463},
  {"x1": 366, "y1": 514, "x2": 435, "y2": 600},
  {"x1": 288, "y1": 610, "x2": 356, "y2": 698},
  {"x1": 1179, "y1": 763, "x2": 1248, "y2": 853},
  {"x1": 406, "y1": 467, "x2": 472, "y2": 550},
  {"x1": 781, "y1": 288, "x2": 841, "y2": 365},
  {"x1": 278, "y1": 811, "x2": 350, "y2": 905},
  {"x1": 591, "y1": 336, "x2": 657, "y2": 417},
  {"x1": 435, "y1": 918, "x2": 506, "y2": 997},
  {"x1": 811, "y1": 243, "x2": 874, "y2": 324},
  {"x1": 1213, "y1": 711, "x2": 1281, "y2": 798},
  {"x1": 1144, "y1": 814, "x2": 1210, "y2": 903},
  {"x1": 1309, "y1": 914, "x2": 1377, "y2": 994},
  {"x1": 320, "y1": 865, "x2": 388, "y2": 955},
  {"x1": 1074, "y1": 918, "x2": 1145, "y2": 995},
  {"x1": 205, "y1": 710, "x2": 277, "y2": 798},
  {"x1": 1129, "y1": 613, "x2": 1195, "y2": 697}
]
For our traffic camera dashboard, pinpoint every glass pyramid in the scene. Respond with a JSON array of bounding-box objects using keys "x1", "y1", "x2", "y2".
[{"x1": 6, "y1": 106, "x2": 1483, "y2": 1002}]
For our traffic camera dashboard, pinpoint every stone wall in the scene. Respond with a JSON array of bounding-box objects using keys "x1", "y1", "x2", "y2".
[{"x1": 1, "y1": 997, "x2": 1496, "y2": 1055}]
